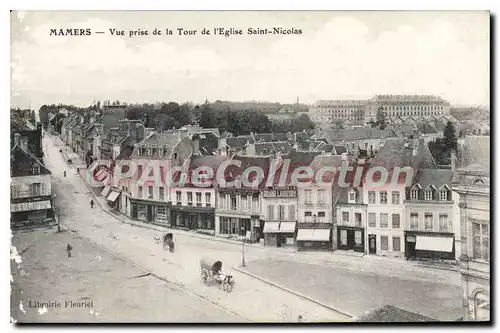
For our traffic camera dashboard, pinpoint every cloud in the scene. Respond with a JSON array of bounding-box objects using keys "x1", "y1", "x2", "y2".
[{"x1": 10, "y1": 13, "x2": 490, "y2": 109}]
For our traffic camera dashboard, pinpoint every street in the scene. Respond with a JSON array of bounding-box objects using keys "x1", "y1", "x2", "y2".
[{"x1": 11, "y1": 134, "x2": 463, "y2": 322}]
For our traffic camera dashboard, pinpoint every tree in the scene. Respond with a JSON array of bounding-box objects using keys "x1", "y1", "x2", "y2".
[
  {"x1": 369, "y1": 107, "x2": 388, "y2": 130},
  {"x1": 443, "y1": 121, "x2": 457, "y2": 150}
]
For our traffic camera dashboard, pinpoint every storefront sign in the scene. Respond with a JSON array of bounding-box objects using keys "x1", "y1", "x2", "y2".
[{"x1": 11, "y1": 200, "x2": 51, "y2": 212}]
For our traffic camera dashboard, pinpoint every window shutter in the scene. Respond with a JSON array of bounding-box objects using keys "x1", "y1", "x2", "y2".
[{"x1": 41, "y1": 183, "x2": 46, "y2": 195}]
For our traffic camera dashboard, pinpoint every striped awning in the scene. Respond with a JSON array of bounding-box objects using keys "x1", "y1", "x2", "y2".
[{"x1": 11, "y1": 200, "x2": 52, "y2": 212}]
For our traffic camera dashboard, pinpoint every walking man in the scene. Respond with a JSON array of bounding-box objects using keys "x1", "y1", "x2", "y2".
[
  {"x1": 66, "y1": 244, "x2": 73, "y2": 258},
  {"x1": 90, "y1": 199, "x2": 94, "y2": 209}
]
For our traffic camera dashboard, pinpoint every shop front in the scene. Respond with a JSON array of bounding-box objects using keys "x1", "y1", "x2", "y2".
[
  {"x1": 296, "y1": 224, "x2": 332, "y2": 251},
  {"x1": 105, "y1": 188, "x2": 122, "y2": 211},
  {"x1": 263, "y1": 222, "x2": 297, "y2": 248},
  {"x1": 170, "y1": 205, "x2": 215, "y2": 232},
  {"x1": 337, "y1": 226, "x2": 365, "y2": 252},
  {"x1": 129, "y1": 198, "x2": 170, "y2": 224},
  {"x1": 405, "y1": 231, "x2": 455, "y2": 261}
]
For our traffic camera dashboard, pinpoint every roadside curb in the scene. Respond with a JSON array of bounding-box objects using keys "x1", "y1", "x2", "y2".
[{"x1": 233, "y1": 266, "x2": 354, "y2": 321}]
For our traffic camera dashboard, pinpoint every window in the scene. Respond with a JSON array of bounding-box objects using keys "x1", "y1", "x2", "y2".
[
  {"x1": 173, "y1": 152, "x2": 178, "y2": 159},
  {"x1": 30, "y1": 183, "x2": 41, "y2": 196},
  {"x1": 342, "y1": 212, "x2": 349, "y2": 223},
  {"x1": 159, "y1": 187, "x2": 165, "y2": 200},
  {"x1": 340, "y1": 229, "x2": 347, "y2": 246},
  {"x1": 252, "y1": 194, "x2": 259, "y2": 213},
  {"x1": 355, "y1": 213, "x2": 362, "y2": 227},
  {"x1": 411, "y1": 190, "x2": 419, "y2": 200},
  {"x1": 424, "y1": 213, "x2": 433, "y2": 230},
  {"x1": 380, "y1": 191, "x2": 387, "y2": 204},
  {"x1": 368, "y1": 191, "x2": 376, "y2": 204},
  {"x1": 392, "y1": 191, "x2": 400, "y2": 204},
  {"x1": 267, "y1": 205, "x2": 275, "y2": 220},
  {"x1": 147, "y1": 186, "x2": 153, "y2": 198},
  {"x1": 148, "y1": 148, "x2": 153, "y2": 156},
  {"x1": 439, "y1": 214, "x2": 448, "y2": 231},
  {"x1": 138, "y1": 186, "x2": 143, "y2": 198},
  {"x1": 241, "y1": 195, "x2": 248, "y2": 212},
  {"x1": 219, "y1": 193, "x2": 226, "y2": 209},
  {"x1": 205, "y1": 193, "x2": 211, "y2": 206},
  {"x1": 392, "y1": 214, "x2": 400, "y2": 228},
  {"x1": 32, "y1": 164, "x2": 40, "y2": 175},
  {"x1": 317, "y1": 211, "x2": 326, "y2": 222},
  {"x1": 11, "y1": 185, "x2": 19, "y2": 198},
  {"x1": 305, "y1": 211, "x2": 312, "y2": 222},
  {"x1": 392, "y1": 236, "x2": 401, "y2": 252},
  {"x1": 284, "y1": 205, "x2": 294, "y2": 222},
  {"x1": 187, "y1": 192, "x2": 193, "y2": 204},
  {"x1": 368, "y1": 213, "x2": 376, "y2": 228},
  {"x1": 425, "y1": 190, "x2": 433, "y2": 201},
  {"x1": 305, "y1": 189, "x2": 312, "y2": 204},
  {"x1": 473, "y1": 223, "x2": 489, "y2": 261},
  {"x1": 317, "y1": 189, "x2": 325, "y2": 204},
  {"x1": 196, "y1": 192, "x2": 202, "y2": 206},
  {"x1": 380, "y1": 213, "x2": 388, "y2": 228},
  {"x1": 159, "y1": 148, "x2": 164, "y2": 157},
  {"x1": 381, "y1": 236, "x2": 389, "y2": 251},
  {"x1": 176, "y1": 191, "x2": 182, "y2": 203},
  {"x1": 349, "y1": 191, "x2": 356, "y2": 203},
  {"x1": 278, "y1": 205, "x2": 285, "y2": 221},
  {"x1": 410, "y1": 213, "x2": 419, "y2": 229},
  {"x1": 138, "y1": 165, "x2": 143, "y2": 178},
  {"x1": 439, "y1": 190, "x2": 448, "y2": 201},
  {"x1": 230, "y1": 195, "x2": 237, "y2": 210}
]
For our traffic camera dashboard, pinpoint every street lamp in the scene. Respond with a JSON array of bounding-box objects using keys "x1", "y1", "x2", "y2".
[
  {"x1": 241, "y1": 226, "x2": 246, "y2": 267},
  {"x1": 53, "y1": 193, "x2": 61, "y2": 232}
]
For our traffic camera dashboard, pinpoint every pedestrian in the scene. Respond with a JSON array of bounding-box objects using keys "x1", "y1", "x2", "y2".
[
  {"x1": 76, "y1": 167, "x2": 80, "y2": 175},
  {"x1": 63, "y1": 170, "x2": 66, "y2": 177},
  {"x1": 297, "y1": 315, "x2": 303, "y2": 322},
  {"x1": 66, "y1": 244, "x2": 73, "y2": 258},
  {"x1": 90, "y1": 199, "x2": 94, "y2": 208}
]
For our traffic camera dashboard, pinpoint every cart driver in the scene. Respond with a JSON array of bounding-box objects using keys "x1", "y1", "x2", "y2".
[{"x1": 216, "y1": 268, "x2": 227, "y2": 282}]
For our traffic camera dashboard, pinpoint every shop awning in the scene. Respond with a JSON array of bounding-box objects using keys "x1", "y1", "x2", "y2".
[
  {"x1": 415, "y1": 236, "x2": 454, "y2": 253},
  {"x1": 263, "y1": 222, "x2": 280, "y2": 233},
  {"x1": 106, "y1": 190, "x2": 121, "y2": 203},
  {"x1": 279, "y1": 222, "x2": 296, "y2": 233},
  {"x1": 101, "y1": 185, "x2": 111, "y2": 197},
  {"x1": 11, "y1": 200, "x2": 52, "y2": 212},
  {"x1": 297, "y1": 229, "x2": 331, "y2": 241}
]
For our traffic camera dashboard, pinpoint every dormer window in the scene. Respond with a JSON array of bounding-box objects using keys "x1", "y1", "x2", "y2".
[
  {"x1": 159, "y1": 148, "x2": 164, "y2": 157},
  {"x1": 32, "y1": 164, "x2": 40, "y2": 175},
  {"x1": 411, "y1": 189, "x2": 419, "y2": 200},
  {"x1": 424, "y1": 190, "x2": 433, "y2": 201},
  {"x1": 439, "y1": 190, "x2": 448, "y2": 201},
  {"x1": 148, "y1": 148, "x2": 153, "y2": 156},
  {"x1": 137, "y1": 147, "x2": 142, "y2": 156},
  {"x1": 348, "y1": 191, "x2": 356, "y2": 203}
]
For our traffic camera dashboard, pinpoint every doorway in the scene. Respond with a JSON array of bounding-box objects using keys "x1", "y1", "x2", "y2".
[
  {"x1": 406, "y1": 236, "x2": 416, "y2": 259},
  {"x1": 368, "y1": 234, "x2": 377, "y2": 254},
  {"x1": 147, "y1": 205, "x2": 153, "y2": 222}
]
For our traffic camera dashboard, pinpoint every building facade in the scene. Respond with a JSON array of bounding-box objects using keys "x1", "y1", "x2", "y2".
[
  {"x1": 453, "y1": 136, "x2": 490, "y2": 321},
  {"x1": 262, "y1": 185, "x2": 298, "y2": 248},
  {"x1": 309, "y1": 100, "x2": 367, "y2": 125}
]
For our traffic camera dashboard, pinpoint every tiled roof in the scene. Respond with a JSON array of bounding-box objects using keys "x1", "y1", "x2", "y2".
[
  {"x1": 226, "y1": 136, "x2": 254, "y2": 149},
  {"x1": 368, "y1": 138, "x2": 436, "y2": 184},
  {"x1": 319, "y1": 128, "x2": 398, "y2": 143},
  {"x1": 253, "y1": 133, "x2": 288, "y2": 142},
  {"x1": 10, "y1": 116, "x2": 32, "y2": 132},
  {"x1": 220, "y1": 155, "x2": 271, "y2": 189},
  {"x1": 417, "y1": 123, "x2": 438, "y2": 134},
  {"x1": 10, "y1": 142, "x2": 51, "y2": 177},
  {"x1": 131, "y1": 132, "x2": 181, "y2": 159},
  {"x1": 334, "y1": 145, "x2": 347, "y2": 155},
  {"x1": 115, "y1": 146, "x2": 134, "y2": 161},
  {"x1": 413, "y1": 169, "x2": 453, "y2": 189},
  {"x1": 254, "y1": 141, "x2": 292, "y2": 155},
  {"x1": 354, "y1": 305, "x2": 438, "y2": 322}
]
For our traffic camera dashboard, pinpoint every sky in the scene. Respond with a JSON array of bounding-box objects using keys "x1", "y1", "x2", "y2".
[{"x1": 10, "y1": 10, "x2": 490, "y2": 110}]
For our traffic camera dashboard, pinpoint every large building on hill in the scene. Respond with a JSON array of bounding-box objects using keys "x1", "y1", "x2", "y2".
[{"x1": 308, "y1": 95, "x2": 451, "y2": 126}]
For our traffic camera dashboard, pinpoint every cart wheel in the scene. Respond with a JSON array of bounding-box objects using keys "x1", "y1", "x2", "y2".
[
  {"x1": 218, "y1": 281, "x2": 223, "y2": 290},
  {"x1": 226, "y1": 281, "x2": 234, "y2": 293},
  {"x1": 201, "y1": 270, "x2": 209, "y2": 285}
]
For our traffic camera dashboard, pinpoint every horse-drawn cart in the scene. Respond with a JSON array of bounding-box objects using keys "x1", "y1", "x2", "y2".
[{"x1": 199, "y1": 258, "x2": 235, "y2": 292}]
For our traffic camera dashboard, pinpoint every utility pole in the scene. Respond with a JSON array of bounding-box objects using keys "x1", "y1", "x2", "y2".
[{"x1": 241, "y1": 227, "x2": 246, "y2": 267}]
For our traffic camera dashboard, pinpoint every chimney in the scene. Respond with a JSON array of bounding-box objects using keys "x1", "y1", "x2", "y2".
[
  {"x1": 14, "y1": 133, "x2": 20, "y2": 147},
  {"x1": 451, "y1": 150, "x2": 456, "y2": 173}
]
